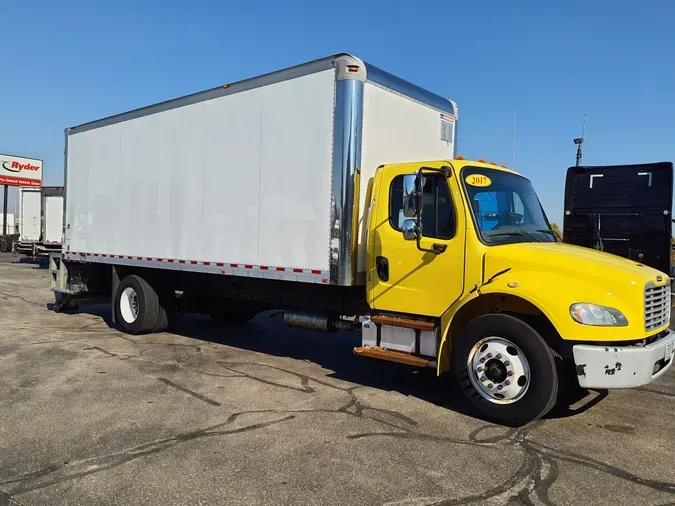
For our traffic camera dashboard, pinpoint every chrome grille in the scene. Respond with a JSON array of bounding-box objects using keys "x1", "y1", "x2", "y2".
[{"x1": 644, "y1": 282, "x2": 671, "y2": 332}]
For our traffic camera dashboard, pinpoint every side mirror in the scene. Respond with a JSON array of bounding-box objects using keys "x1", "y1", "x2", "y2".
[
  {"x1": 402, "y1": 174, "x2": 419, "y2": 218},
  {"x1": 402, "y1": 219, "x2": 417, "y2": 241}
]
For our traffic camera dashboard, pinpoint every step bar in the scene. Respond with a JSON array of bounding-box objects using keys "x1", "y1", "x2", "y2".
[{"x1": 353, "y1": 346, "x2": 435, "y2": 368}]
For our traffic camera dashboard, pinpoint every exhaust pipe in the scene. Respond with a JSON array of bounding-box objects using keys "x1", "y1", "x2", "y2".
[{"x1": 283, "y1": 312, "x2": 358, "y2": 332}]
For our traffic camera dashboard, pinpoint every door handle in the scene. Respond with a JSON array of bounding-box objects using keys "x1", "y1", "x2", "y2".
[{"x1": 376, "y1": 256, "x2": 389, "y2": 281}]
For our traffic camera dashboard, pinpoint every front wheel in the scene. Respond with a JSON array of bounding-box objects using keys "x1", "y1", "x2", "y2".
[{"x1": 451, "y1": 314, "x2": 559, "y2": 426}]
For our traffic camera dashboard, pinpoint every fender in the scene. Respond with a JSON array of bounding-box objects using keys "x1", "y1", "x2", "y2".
[{"x1": 436, "y1": 269, "x2": 660, "y2": 376}]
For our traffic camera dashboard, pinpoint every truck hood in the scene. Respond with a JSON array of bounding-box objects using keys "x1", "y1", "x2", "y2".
[
  {"x1": 484, "y1": 242, "x2": 666, "y2": 286},
  {"x1": 481, "y1": 242, "x2": 670, "y2": 341}
]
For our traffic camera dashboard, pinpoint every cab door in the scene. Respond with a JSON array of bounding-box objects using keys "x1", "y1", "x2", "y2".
[{"x1": 367, "y1": 163, "x2": 466, "y2": 317}]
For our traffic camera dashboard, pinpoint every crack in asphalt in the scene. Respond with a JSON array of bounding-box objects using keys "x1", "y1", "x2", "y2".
[
  {"x1": 0, "y1": 415, "x2": 295, "y2": 495},
  {"x1": 156, "y1": 377, "x2": 221, "y2": 406},
  {"x1": 4, "y1": 346, "x2": 674, "y2": 505},
  {"x1": 1, "y1": 283, "x2": 674, "y2": 505}
]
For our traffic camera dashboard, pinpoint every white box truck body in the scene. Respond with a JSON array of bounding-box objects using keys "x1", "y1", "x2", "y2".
[{"x1": 61, "y1": 54, "x2": 456, "y2": 285}]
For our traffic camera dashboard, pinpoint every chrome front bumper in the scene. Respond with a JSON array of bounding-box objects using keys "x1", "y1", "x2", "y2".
[{"x1": 573, "y1": 329, "x2": 675, "y2": 389}]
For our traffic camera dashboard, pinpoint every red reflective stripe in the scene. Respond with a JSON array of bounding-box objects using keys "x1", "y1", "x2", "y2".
[
  {"x1": 157, "y1": 258, "x2": 163, "y2": 262},
  {"x1": 127, "y1": 256, "x2": 133, "y2": 259},
  {"x1": 293, "y1": 268, "x2": 302, "y2": 273},
  {"x1": 276, "y1": 267, "x2": 285, "y2": 271},
  {"x1": 93, "y1": 253, "x2": 99, "y2": 257},
  {"x1": 204, "y1": 262, "x2": 211, "y2": 266},
  {"x1": 190, "y1": 261, "x2": 198, "y2": 265},
  {"x1": 230, "y1": 264, "x2": 238, "y2": 268},
  {"x1": 311, "y1": 270, "x2": 321, "y2": 275},
  {"x1": 245, "y1": 265, "x2": 253, "y2": 269},
  {"x1": 216, "y1": 263, "x2": 224, "y2": 267},
  {"x1": 168, "y1": 259, "x2": 174, "y2": 263},
  {"x1": 147, "y1": 257, "x2": 152, "y2": 261},
  {"x1": 137, "y1": 257, "x2": 142, "y2": 260},
  {"x1": 179, "y1": 260, "x2": 186, "y2": 264},
  {"x1": 102, "y1": 254, "x2": 107, "y2": 257},
  {"x1": 260, "y1": 266, "x2": 268, "y2": 270}
]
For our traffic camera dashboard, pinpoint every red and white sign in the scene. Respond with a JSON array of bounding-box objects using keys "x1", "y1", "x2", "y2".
[{"x1": 0, "y1": 154, "x2": 43, "y2": 187}]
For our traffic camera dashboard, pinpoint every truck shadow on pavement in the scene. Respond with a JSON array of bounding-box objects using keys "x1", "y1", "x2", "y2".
[
  {"x1": 12, "y1": 302, "x2": 672, "y2": 505},
  {"x1": 66, "y1": 304, "x2": 608, "y2": 424}
]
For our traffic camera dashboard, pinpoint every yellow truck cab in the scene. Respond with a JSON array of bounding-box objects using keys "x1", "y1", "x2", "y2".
[{"x1": 362, "y1": 158, "x2": 674, "y2": 425}]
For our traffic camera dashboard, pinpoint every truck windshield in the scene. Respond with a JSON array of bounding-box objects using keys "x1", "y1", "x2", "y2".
[{"x1": 462, "y1": 167, "x2": 555, "y2": 245}]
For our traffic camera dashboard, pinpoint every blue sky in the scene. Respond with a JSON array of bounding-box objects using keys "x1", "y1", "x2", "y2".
[{"x1": 1, "y1": 0, "x2": 674, "y2": 224}]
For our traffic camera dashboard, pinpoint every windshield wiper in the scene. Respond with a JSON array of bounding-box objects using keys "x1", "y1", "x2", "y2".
[{"x1": 486, "y1": 231, "x2": 541, "y2": 242}]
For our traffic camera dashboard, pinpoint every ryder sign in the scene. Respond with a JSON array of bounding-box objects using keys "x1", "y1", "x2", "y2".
[{"x1": 0, "y1": 154, "x2": 43, "y2": 187}]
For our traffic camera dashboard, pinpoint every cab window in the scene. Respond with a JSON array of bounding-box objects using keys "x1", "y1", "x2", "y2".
[{"x1": 389, "y1": 174, "x2": 455, "y2": 240}]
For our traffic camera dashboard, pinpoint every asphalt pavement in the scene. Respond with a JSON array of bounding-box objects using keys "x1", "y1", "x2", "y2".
[{"x1": 0, "y1": 254, "x2": 674, "y2": 505}]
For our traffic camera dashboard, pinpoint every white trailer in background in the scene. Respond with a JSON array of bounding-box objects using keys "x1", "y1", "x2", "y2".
[
  {"x1": 38, "y1": 186, "x2": 64, "y2": 256},
  {"x1": 17, "y1": 186, "x2": 64, "y2": 258},
  {"x1": 17, "y1": 188, "x2": 41, "y2": 255}
]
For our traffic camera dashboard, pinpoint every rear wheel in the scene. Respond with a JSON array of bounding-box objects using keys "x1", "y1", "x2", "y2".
[
  {"x1": 114, "y1": 275, "x2": 160, "y2": 335},
  {"x1": 451, "y1": 314, "x2": 559, "y2": 426}
]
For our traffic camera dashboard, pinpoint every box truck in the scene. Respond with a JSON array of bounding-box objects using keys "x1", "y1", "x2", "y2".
[
  {"x1": 50, "y1": 54, "x2": 674, "y2": 425},
  {"x1": 563, "y1": 163, "x2": 673, "y2": 275}
]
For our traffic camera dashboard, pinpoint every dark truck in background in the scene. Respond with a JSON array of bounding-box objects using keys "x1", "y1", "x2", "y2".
[{"x1": 563, "y1": 162, "x2": 674, "y2": 276}]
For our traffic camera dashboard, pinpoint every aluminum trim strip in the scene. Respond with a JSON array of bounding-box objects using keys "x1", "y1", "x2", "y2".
[
  {"x1": 62, "y1": 251, "x2": 329, "y2": 284},
  {"x1": 62, "y1": 128, "x2": 69, "y2": 247},
  {"x1": 330, "y1": 78, "x2": 364, "y2": 286},
  {"x1": 364, "y1": 63, "x2": 455, "y2": 116}
]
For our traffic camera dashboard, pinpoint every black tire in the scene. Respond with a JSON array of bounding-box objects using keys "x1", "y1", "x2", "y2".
[
  {"x1": 153, "y1": 284, "x2": 176, "y2": 332},
  {"x1": 451, "y1": 314, "x2": 559, "y2": 427},
  {"x1": 114, "y1": 275, "x2": 160, "y2": 335}
]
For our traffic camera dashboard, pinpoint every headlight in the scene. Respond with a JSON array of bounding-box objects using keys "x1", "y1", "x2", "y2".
[{"x1": 570, "y1": 303, "x2": 628, "y2": 326}]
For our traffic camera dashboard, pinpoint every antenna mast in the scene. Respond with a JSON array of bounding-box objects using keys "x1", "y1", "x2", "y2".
[
  {"x1": 574, "y1": 114, "x2": 587, "y2": 167},
  {"x1": 513, "y1": 109, "x2": 516, "y2": 171}
]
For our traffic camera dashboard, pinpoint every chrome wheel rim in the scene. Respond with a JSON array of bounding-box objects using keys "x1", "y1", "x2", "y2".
[
  {"x1": 120, "y1": 287, "x2": 139, "y2": 323},
  {"x1": 467, "y1": 337, "x2": 530, "y2": 404}
]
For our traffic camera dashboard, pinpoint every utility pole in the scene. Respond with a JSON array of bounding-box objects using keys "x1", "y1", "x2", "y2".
[
  {"x1": 574, "y1": 114, "x2": 587, "y2": 167},
  {"x1": 2, "y1": 184, "x2": 7, "y2": 236}
]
